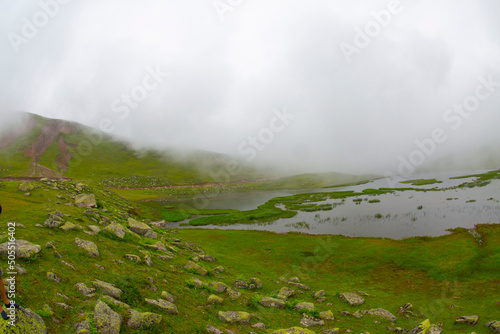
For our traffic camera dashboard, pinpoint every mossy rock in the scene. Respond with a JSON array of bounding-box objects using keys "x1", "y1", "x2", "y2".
[{"x1": 0, "y1": 308, "x2": 47, "y2": 333}]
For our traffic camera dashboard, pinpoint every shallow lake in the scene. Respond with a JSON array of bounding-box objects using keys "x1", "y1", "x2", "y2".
[{"x1": 167, "y1": 169, "x2": 500, "y2": 239}]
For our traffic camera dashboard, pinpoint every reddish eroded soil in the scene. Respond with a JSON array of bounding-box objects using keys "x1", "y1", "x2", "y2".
[
  {"x1": 56, "y1": 134, "x2": 73, "y2": 173},
  {"x1": 23, "y1": 120, "x2": 77, "y2": 167}
]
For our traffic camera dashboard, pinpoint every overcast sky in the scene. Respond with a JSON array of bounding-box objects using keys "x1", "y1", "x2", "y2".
[{"x1": 1, "y1": 0, "x2": 500, "y2": 175}]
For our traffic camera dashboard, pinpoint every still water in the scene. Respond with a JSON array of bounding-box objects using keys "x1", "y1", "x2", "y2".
[{"x1": 168, "y1": 170, "x2": 500, "y2": 239}]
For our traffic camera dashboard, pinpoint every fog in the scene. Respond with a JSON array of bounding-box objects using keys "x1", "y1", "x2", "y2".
[{"x1": 1, "y1": 0, "x2": 500, "y2": 175}]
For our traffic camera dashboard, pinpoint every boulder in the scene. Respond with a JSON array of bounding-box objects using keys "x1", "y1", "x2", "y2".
[
  {"x1": 319, "y1": 310, "x2": 334, "y2": 321},
  {"x1": 75, "y1": 282, "x2": 96, "y2": 297},
  {"x1": 485, "y1": 320, "x2": 500, "y2": 333},
  {"x1": 217, "y1": 311, "x2": 251, "y2": 324},
  {"x1": 206, "y1": 325, "x2": 224, "y2": 334},
  {"x1": 300, "y1": 314, "x2": 324, "y2": 327},
  {"x1": 226, "y1": 287, "x2": 241, "y2": 300},
  {"x1": 0, "y1": 307, "x2": 47, "y2": 333},
  {"x1": 75, "y1": 238, "x2": 99, "y2": 257},
  {"x1": 408, "y1": 319, "x2": 431, "y2": 334},
  {"x1": 60, "y1": 222, "x2": 78, "y2": 231},
  {"x1": 93, "y1": 280, "x2": 123, "y2": 299},
  {"x1": 0, "y1": 240, "x2": 41, "y2": 259},
  {"x1": 47, "y1": 272, "x2": 61, "y2": 283},
  {"x1": 103, "y1": 222, "x2": 126, "y2": 239},
  {"x1": 248, "y1": 277, "x2": 262, "y2": 289},
  {"x1": 200, "y1": 254, "x2": 217, "y2": 262},
  {"x1": 362, "y1": 308, "x2": 397, "y2": 322},
  {"x1": 295, "y1": 302, "x2": 314, "y2": 311},
  {"x1": 287, "y1": 282, "x2": 310, "y2": 290},
  {"x1": 161, "y1": 291, "x2": 177, "y2": 303},
  {"x1": 455, "y1": 315, "x2": 479, "y2": 325},
  {"x1": 124, "y1": 254, "x2": 141, "y2": 263},
  {"x1": 207, "y1": 294, "x2": 224, "y2": 305},
  {"x1": 19, "y1": 181, "x2": 36, "y2": 192},
  {"x1": 184, "y1": 261, "x2": 208, "y2": 276},
  {"x1": 338, "y1": 292, "x2": 365, "y2": 306},
  {"x1": 127, "y1": 218, "x2": 152, "y2": 235},
  {"x1": 312, "y1": 290, "x2": 325, "y2": 299},
  {"x1": 127, "y1": 309, "x2": 162, "y2": 329},
  {"x1": 75, "y1": 194, "x2": 97, "y2": 208},
  {"x1": 100, "y1": 295, "x2": 130, "y2": 309},
  {"x1": 278, "y1": 287, "x2": 295, "y2": 300},
  {"x1": 234, "y1": 280, "x2": 248, "y2": 289},
  {"x1": 259, "y1": 297, "x2": 286, "y2": 309},
  {"x1": 145, "y1": 299, "x2": 178, "y2": 314},
  {"x1": 209, "y1": 282, "x2": 228, "y2": 293},
  {"x1": 94, "y1": 300, "x2": 122, "y2": 334},
  {"x1": 270, "y1": 327, "x2": 317, "y2": 334}
]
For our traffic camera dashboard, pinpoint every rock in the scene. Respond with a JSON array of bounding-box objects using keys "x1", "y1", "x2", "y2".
[
  {"x1": 0, "y1": 307, "x2": 47, "y2": 333},
  {"x1": 248, "y1": 277, "x2": 262, "y2": 288},
  {"x1": 88, "y1": 225, "x2": 101, "y2": 233},
  {"x1": 234, "y1": 280, "x2": 249, "y2": 289},
  {"x1": 362, "y1": 308, "x2": 397, "y2": 322},
  {"x1": 47, "y1": 271, "x2": 62, "y2": 283},
  {"x1": 144, "y1": 254, "x2": 153, "y2": 267},
  {"x1": 278, "y1": 287, "x2": 296, "y2": 300},
  {"x1": 161, "y1": 291, "x2": 177, "y2": 303},
  {"x1": 287, "y1": 282, "x2": 310, "y2": 290},
  {"x1": 428, "y1": 325, "x2": 442, "y2": 334},
  {"x1": 289, "y1": 277, "x2": 301, "y2": 283},
  {"x1": 93, "y1": 280, "x2": 122, "y2": 299},
  {"x1": 259, "y1": 297, "x2": 286, "y2": 309},
  {"x1": 485, "y1": 320, "x2": 500, "y2": 333},
  {"x1": 75, "y1": 282, "x2": 96, "y2": 297},
  {"x1": 217, "y1": 311, "x2": 251, "y2": 324},
  {"x1": 319, "y1": 310, "x2": 334, "y2": 321},
  {"x1": 128, "y1": 218, "x2": 152, "y2": 235},
  {"x1": 94, "y1": 299, "x2": 122, "y2": 334},
  {"x1": 100, "y1": 295, "x2": 130, "y2": 309},
  {"x1": 323, "y1": 329, "x2": 340, "y2": 334},
  {"x1": 295, "y1": 302, "x2": 315, "y2": 311},
  {"x1": 145, "y1": 299, "x2": 178, "y2": 314},
  {"x1": 124, "y1": 254, "x2": 141, "y2": 263},
  {"x1": 408, "y1": 319, "x2": 431, "y2": 334},
  {"x1": 103, "y1": 222, "x2": 126, "y2": 239},
  {"x1": 75, "y1": 194, "x2": 97, "y2": 208},
  {"x1": 300, "y1": 313, "x2": 324, "y2": 327},
  {"x1": 206, "y1": 324, "x2": 224, "y2": 334},
  {"x1": 209, "y1": 282, "x2": 228, "y2": 293},
  {"x1": 252, "y1": 323, "x2": 267, "y2": 329},
  {"x1": 455, "y1": 315, "x2": 479, "y2": 325},
  {"x1": 338, "y1": 292, "x2": 365, "y2": 306},
  {"x1": 144, "y1": 229, "x2": 158, "y2": 239},
  {"x1": 214, "y1": 266, "x2": 225, "y2": 273},
  {"x1": 61, "y1": 260, "x2": 77, "y2": 271},
  {"x1": 60, "y1": 222, "x2": 78, "y2": 231},
  {"x1": 19, "y1": 181, "x2": 36, "y2": 192},
  {"x1": 53, "y1": 302, "x2": 72, "y2": 309},
  {"x1": 312, "y1": 290, "x2": 325, "y2": 299},
  {"x1": 15, "y1": 265, "x2": 28, "y2": 275},
  {"x1": 74, "y1": 238, "x2": 99, "y2": 257},
  {"x1": 185, "y1": 261, "x2": 208, "y2": 276},
  {"x1": 190, "y1": 277, "x2": 206, "y2": 288},
  {"x1": 127, "y1": 309, "x2": 162, "y2": 329},
  {"x1": 208, "y1": 294, "x2": 224, "y2": 305},
  {"x1": 270, "y1": 327, "x2": 317, "y2": 334},
  {"x1": 0, "y1": 240, "x2": 42, "y2": 259},
  {"x1": 44, "y1": 218, "x2": 61, "y2": 228},
  {"x1": 200, "y1": 254, "x2": 217, "y2": 262},
  {"x1": 226, "y1": 287, "x2": 241, "y2": 300}
]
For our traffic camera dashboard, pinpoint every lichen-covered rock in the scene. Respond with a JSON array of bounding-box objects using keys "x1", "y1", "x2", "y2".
[
  {"x1": 75, "y1": 194, "x2": 97, "y2": 208},
  {"x1": 47, "y1": 271, "x2": 61, "y2": 283},
  {"x1": 88, "y1": 225, "x2": 101, "y2": 233},
  {"x1": 319, "y1": 310, "x2": 334, "y2": 321},
  {"x1": 206, "y1": 324, "x2": 224, "y2": 334},
  {"x1": 75, "y1": 282, "x2": 96, "y2": 297},
  {"x1": 103, "y1": 222, "x2": 126, "y2": 239},
  {"x1": 145, "y1": 299, "x2": 178, "y2": 314},
  {"x1": 287, "y1": 282, "x2": 310, "y2": 290},
  {"x1": 270, "y1": 327, "x2": 317, "y2": 334},
  {"x1": 209, "y1": 282, "x2": 228, "y2": 293},
  {"x1": 93, "y1": 280, "x2": 123, "y2": 299},
  {"x1": 485, "y1": 320, "x2": 500, "y2": 333},
  {"x1": 0, "y1": 240, "x2": 41, "y2": 259},
  {"x1": 234, "y1": 280, "x2": 248, "y2": 289},
  {"x1": 338, "y1": 292, "x2": 365, "y2": 306},
  {"x1": 278, "y1": 286, "x2": 295, "y2": 300},
  {"x1": 94, "y1": 299, "x2": 122, "y2": 334},
  {"x1": 217, "y1": 311, "x2": 251, "y2": 324},
  {"x1": 18, "y1": 181, "x2": 36, "y2": 192},
  {"x1": 127, "y1": 309, "x2": 162, "y2": 329},
  {"x1": 208, "y1": 294, "x2": 224, "y2": 305},
  {"x1": 127, "y1": 218, "x2": 152, "y2": 235},
  {"x1": 455, "y1": 315, "x2": 479, "y2": 325},
  {"x1": 124, "y1": 254, "x2": 141, "y2": 263},
  {"x1": 200, "y1": 254, "x2": 217, "y2": 262},
  {"x1": 60, "y1": 222, "x2": 78, "y2": 231},
  {"x1": 0, "y1": 308, "x2": 47, "y2": 333},
  {"x1": 312, "y1": 290, "x2": 325, "y2": 299},
  {"x1": 100, "y1": 295, "x2": 130, "y2": 309},
  {"x1": 259, "y1": 297, "x2": 286, "y2": 309},
  {"x1": 300, "y1": 314, "x2": 324, "y2": 327},
  {"x1": 248, "y1": 277, "x2": 262, "y2": 289},
  {"x1": 74, "y1": 238, "x2": 99, "y2": 257},
  {"x1": 408, "y1": 319, "x2": 431, "y2": 334},
  {"x1": 226, "y1": 287, "x2": 241, "y2": 301},
  {"x1": 362, "y1": 308, "x2": 397, "y2": 322},
  {"x1": 295, "y1": 302, "x2": 314, "y2": 311},
  {"x1": 161, "y1": 291, "x2": 177, "y2": 303},
  {"x1": 185, "y1": 260, "x2": 208, "y2": 276}
]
